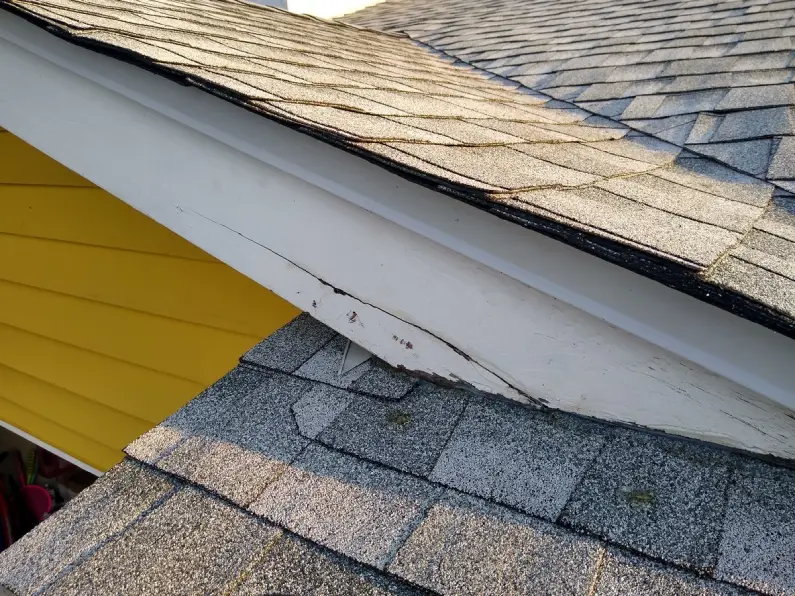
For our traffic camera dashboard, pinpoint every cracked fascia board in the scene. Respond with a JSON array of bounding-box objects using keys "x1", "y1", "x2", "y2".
[
  {"x1": 187, "y1": 209, "x2": 531, "y2": 400},
  {"x1": 187, "y1": 208, "x2": 530, "y2": 402},
  {"x1": 3, "y1": 15, "x2": 795, "y2": 459}
]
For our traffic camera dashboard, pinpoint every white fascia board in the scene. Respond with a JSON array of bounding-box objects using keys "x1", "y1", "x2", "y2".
[
  {"x1": 1, "y1": 12, "x2": 795, "y2": 458},
  {"x1": 0, "y1": 420, "x2": 103, "y2": 477}
]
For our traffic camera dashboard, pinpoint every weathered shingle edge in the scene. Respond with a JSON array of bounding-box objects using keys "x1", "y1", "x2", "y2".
[
  {"x1": 1, "y1": 1, "x2": 793, "y2": 340},
  {"x1": 122, "y1": 424, "x2": 767, "y2": 595}
]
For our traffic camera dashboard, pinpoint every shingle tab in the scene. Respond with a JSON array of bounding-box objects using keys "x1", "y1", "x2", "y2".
[
  {"x1": 621, "y1": 94, "x2": 666, "y2": 119},
  {"x1": 511, "y1": 186, "x2": 741, "y2": 266},
  {"x1": 390, "y1": 491, "x2": 603, "y2": 595},
  {"x1": 595, "y1": 549, "x2": 749, "y2": 595},
  {"x1": 125, "y1": 365, "x2": 269, "y2": 463},
  {"x1": 655, "y1": 89, "x2": 728, "y2": 117},
  {"x1": 709, "y1": 254, "x2": 795, "y2": 318},
  {"x1": 716, "y1": 460, "x2": 795, "y2": 595},
  {"x1": 156, "y1": 373, "x2": 312, "y2": 506},
  {"x1": 768, "y1": 135, "x2": 795, "y2": 179},
  {"x1": 291, "y1": 382, "x2": 354, "y2": 439},
  {"x1": 349, "y1": 362, "x2": 418, "y2": 400},
  {"x1": 250, "y1": 444, "x2": 442, "y2": 569},
  {"x1": 716, "y1": 84, "x2": 795, "y2": 111},
  {"x1": 388, "y1": 142, "x2": 601, "y2": 189},
  {"x1": 560, "y1": 432, "x2": 731, "y2": 571},
  {"x1": 514, "y1": 141, "x2": 656, "y2": 176},
  {"x1": 687, "y1": 112, "x2": 724, "y2": 144},
  {"x1": 318, "y1": 382, "x2": 469, "y2": 476},
  {"x1": 236, "y1": 534, "x2": 423, "y2": 595},
  {"x1": 589, "y1": 135, "x2": 681, "y2": 165},
  {"x1": 242, "y1": 313, "x2": 337, "y2": 373},
  {"x1": 294, "y1": 334, "x2": 373, "y2": 388},
  {"x1": 691, "y1": 138, "x2": 773, "y2": 175},
  {"x1": 275, "y1": 103, "x2": 459, "y2": 142},
  {"x1": 430, "y1": 399, "x2": 607, "y2": 521},
  {"x1": 711, "y1": 107, "x2": 795, "y2": 141},
  {"x1": 655, "y1": 155, "x2": 773, "y2": 206},
  {"x1": 48, "y1": 487, "x2": 281, "y2": 596},
  {"x1": 596, "y1": 173, "x2": 762, "y2": 232}
]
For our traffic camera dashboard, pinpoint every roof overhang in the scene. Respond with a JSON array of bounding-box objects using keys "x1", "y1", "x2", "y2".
[{"x1": 2, "y1": 11, "x2": 795, "y2": 458}]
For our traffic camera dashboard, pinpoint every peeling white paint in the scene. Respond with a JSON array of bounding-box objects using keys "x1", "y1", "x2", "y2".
[{"x1": 2, "y1": 13, "x2": 795, "y2": 458}]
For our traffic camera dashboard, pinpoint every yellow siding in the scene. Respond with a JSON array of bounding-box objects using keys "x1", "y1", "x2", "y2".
[{"x1": 0, "y1": 130, "x2": 300, "y2": 472}]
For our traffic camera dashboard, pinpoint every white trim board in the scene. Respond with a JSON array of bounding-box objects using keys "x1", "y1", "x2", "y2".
[
  {"x1": 0, "y1": 420, "x2": 103, "y2": 477},
  {"x1": 1, "y1": 12, "x2": 795, "y2": 458}
]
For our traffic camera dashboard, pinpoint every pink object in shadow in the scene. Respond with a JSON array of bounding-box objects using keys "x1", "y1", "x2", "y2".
[{"x1": 21, "y1": 485, "x2": 52, "y2": 523}]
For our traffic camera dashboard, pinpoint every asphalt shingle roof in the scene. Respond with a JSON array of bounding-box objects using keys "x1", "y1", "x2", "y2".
[
  {"x1": 1, "y1": 0, "x2": 794, "y2": 337},
  {"x1": 345, "y1": 0, "x2": 795, "y2": 181},
  {"x1": 2, "y1": 313, "x2": 794, "y2": 595}
]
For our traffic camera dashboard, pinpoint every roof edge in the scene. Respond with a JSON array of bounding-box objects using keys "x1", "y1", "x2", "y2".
[
  {"x1": 3, "y1": 11, "x2": 795, "y2": 459},
  {"x1": 1, "y1": 1, "x2": 791, "y2": 337}
]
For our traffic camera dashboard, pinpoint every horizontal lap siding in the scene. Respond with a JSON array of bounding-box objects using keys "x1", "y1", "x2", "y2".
[{"x1": 0, "y1": 131, "x2": 299, "y2": 471}]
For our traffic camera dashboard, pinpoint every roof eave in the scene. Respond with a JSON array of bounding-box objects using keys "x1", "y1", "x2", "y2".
[{"x1": 3, "y1": 11, "x2": 795, "y2": 458}]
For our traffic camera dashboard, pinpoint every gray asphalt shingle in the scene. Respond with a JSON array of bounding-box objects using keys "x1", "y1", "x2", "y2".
[
  {"x1": 344, "y1": 0, "x2": 795, "y2": 261},
  {"x1": 10, "y1": 310, "x2": 795, "y2": 596},
  {"x1": 236, "y1": 534, "x2": 423, "y2": 595},
  {"x1": 655, "y1": 156, "x2": 773, "y2": 206},
  {"x1": 768, "y1": 136, "x2": 795, "y2": 179},
  {"x1": 692, "y1": 139, "x2": 773, "y2": 175},
  {"x1": 46, "y1": 487, "x2": 281, "y2": 596},
  {"x1": 716, "y1": 84, "x2": 795, "y2": 111},
  {"x1": 511, "y1": 186, "x2": 741, "y2": 266},
  {"x1": 156, "y1": 372, "x2": 312, "y2": 506},
  {"x1": 242, "y1": 312, "x2": 337, "y2": 372},
  {"x1": 621, "y1": 94, "x2": 666, "y2": 119},
  {"x1": 291, "y1": 382, "x2": 354, "y2": 439},
  {"x1": 390, "y1": 490, "x2": 603, "y2": 595},
  {"x1": 318, "y1": 383, "x2": 469, "y2": 476},
  {"x1": 250, "y1": 443, "x2": 442, "y2": 569},
  {"x1": 716, "y1": 460, "x2": 795, "y2": 595},
  {"x1": 595, "y1": 173, "x2": 762, "y2": 232},
  {"x1": 295, "y1": 334, "x2": 373, "y2": 389},
  {"x1": 560, "y1": 432, "x2": 731, "y2": 571},
  {"x1": 654, "y1": 89, "x2": 728, "y2": 118},
  {"x1": 125, "y1": 365, "x2": 268, "y2": 464},
  {"x1": 429, "y1": 399, "x2": 607, "y2": 521},
  {"x1": 349, "y1": 361, "x2": 419, "y2": 400},
  {"x1": 711, "y1": 107, "x2": 795, "y2": 141},
  {"x1": 710, "y1": 254, "x2": 795, "y2": 318},
  {"x1": 595, "y1": 549, "x2": 750, "y2": 596}
]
